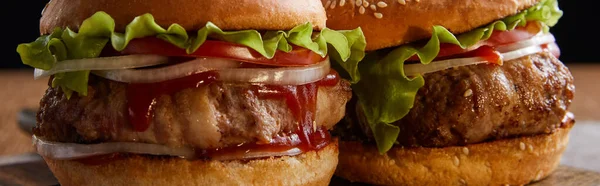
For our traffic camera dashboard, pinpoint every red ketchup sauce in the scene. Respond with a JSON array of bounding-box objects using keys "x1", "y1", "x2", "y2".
[
  {"x1": 114, "y1": 69, "x2": 339, "y2": 161},
  {"x1": 459, "y1": 45, "x2": 503, "y2": 65},
  {"x1": 77, "y1": 70, "x2": 339, "y2": 164},
  {"x1": 198, "y1": 70, "x2": 339, "y2": 159},
  {"x1": 75, "y1": 153, "x2": 127, "y2": 165},
  {"x1": 126, "y1": 71, "x2": 219, "y2": 132},
  {"x1": 425, "y1": 45, "x2": 503, "y2": 66}
]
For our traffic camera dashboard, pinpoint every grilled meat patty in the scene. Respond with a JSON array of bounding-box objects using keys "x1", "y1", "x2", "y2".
[
  {"x1": 34, "y1": 75, "x2": 352, "y2": 149},
  {"x1": 341, "y1": 51, "x2": 574, "y2": 147}
]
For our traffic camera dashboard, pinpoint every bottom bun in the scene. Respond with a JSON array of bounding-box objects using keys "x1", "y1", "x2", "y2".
[
  {"x1": 336, "y1": 124, "x2": 573, "y2": 186},
  {"x1": 44, "y1": 139, "x2": 338, "y2": 186}
]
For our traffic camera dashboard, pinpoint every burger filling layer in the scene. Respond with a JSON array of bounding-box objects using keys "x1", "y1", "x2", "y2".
[
  {"x1": 338, "y1": 51, "x2": 574, "y2": 147},
  {"x1": 33, "y1": 58, "x2": 351, "y2": 160},
  {"x1": 35, "y1": 71, "x2": 350, "y2": 148}
]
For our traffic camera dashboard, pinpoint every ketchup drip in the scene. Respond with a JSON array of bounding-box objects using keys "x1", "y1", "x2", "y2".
[
  {"x1": 124, "y1": 69, "x2": 340, "y2": 159},
  {"x1": 198, "y1": 70, "x2": 339, "y2": 158},
  {"x1": 470, "y1": 45, "x2": 503, "y2": 65},
  {"x1": 254, "y1": 83, "x2": 321, "y2": 149},
  {"x1": 434, "y1": 45, "x2": 503, "y2": 65},
  {"x1": 197, "y1": 126, "x2": 330, "y2": 159},
  {"x1": 75, "y1": 153, "x2": 126, "y2": 165},
  {"x1": 317, "y1": 69, "x2": 341, "y2": 86},
  {"x1": 127, "y1": 72, "x2": 218, "y2": 131}
]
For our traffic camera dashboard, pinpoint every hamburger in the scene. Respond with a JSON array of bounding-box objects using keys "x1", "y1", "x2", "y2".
[
  {"x1": 323, "y1": 0, "x2": 575, "y2": 185},
  {"x1": 16, "y1": 0, "x2": 366, "y2": 185}
]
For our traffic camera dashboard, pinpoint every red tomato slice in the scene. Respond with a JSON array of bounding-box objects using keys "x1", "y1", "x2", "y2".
[
  {"x1": 116, "y1": 37, "x2": 324, "y2": 67},
  {"x1": 408, "y1": 22, "x2": 542, "y2": 61},
  {"x1": 486, "y1": 22, "x2": 542, "y2": 46}
]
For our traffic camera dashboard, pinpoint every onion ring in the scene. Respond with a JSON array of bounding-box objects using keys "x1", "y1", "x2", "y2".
[
  {"x1": 34, "y1": 135, "x2": 305, "y2": 161},
  {"x1": 94, "y1": 57, "x2": 330, "y2": 85},
  {"x1": 217, "y1": 57, "x2": 330, "y2": 85},
  {"x1": 34, "y1": 54, "x2": 168, "y2": 79},
  {"x1": 93, "y1": 58, "x2": 241, "y2": 83},
  {"x1": 404, "y1": 44, "x2": 547, "y2": 76},
  {"x1": 33, "y1": 135, "x2": 195, "y2": 160}
]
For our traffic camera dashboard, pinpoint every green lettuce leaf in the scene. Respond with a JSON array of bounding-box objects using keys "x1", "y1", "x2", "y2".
[
  {"x1": 354, "y1": 0, "x2": 562, "y2": 153},
  {"x1": 16, "y1": 11, "x2": 366, "y2": 97},
  {"x1": 16, "y1": 28, "x2": 66, "y2": 70},
  {"x1": 321, "y1": 28, "x2": 366, "y2": 83}
]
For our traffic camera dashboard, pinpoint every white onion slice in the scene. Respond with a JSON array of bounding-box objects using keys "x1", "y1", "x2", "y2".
[
  {"x1": 501, "y1": 44, "x2": 544, "y2": 61},
  {"x1": 210, "y1": 148, "x2": 303, "y2": 161},
  {"x1": 217, "y1": 57, "x2": 330, "y2": 85},
  {"x1": 404, "y1": 56, "x2": 488, "y2": 76},
  {"x1": 495, "y1": 34, "x2": 555, "y2": 53},
  {"x1": 93, "y1": 58, "x2": 242, "y2": 83},
  {"x1": 33, "y1": 135, "x2": 305, "y2": 160},
  {"x1": 34, "y1": 55, "x2": 169, "y2": 79},
  {"x1": 33, "y1": 135, "x2": 195, "y2": 160},
  {"x1": 404, "y1": 44, "x2": 546, "y2": 76},
  {"x1": 94, "y1": 57, "x2": 330, "y2": 85}
]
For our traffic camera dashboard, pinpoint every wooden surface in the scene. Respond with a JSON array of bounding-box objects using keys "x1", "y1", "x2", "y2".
[
  {"x1": 0, "y1": 70, "x2": 47, "y2": 156},
  {"x1": 0, "y1": 64, "x2": 598, "y2": 185}
]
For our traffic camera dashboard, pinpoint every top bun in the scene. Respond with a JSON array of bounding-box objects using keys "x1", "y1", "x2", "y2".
[
  {"x1": 322, "y1": 0, "x2": 541, "y2": 51},
  {"x1": 40, "y1": 0, "x2": 327, "y2": 35}
]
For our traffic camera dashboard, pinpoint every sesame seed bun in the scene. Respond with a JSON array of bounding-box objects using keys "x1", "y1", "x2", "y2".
[
  {"x1": 322, "y1": 0, "x2": 541, "y2": 51},
  {"x1": 40, "y1": 0, "x2": 327, "y2": 34},
  {"x1": 334, "y1": 122, "x2": 573, "y2": 185},
  {"x1": 43, "y1": 139, "x2": 338, "y2": 186}
]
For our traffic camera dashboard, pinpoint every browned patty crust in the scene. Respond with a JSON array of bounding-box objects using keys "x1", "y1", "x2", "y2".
[
  {"x1": 341, "y1": 51, "x2": 574, "y2": 147},
  {"x1": 35, "y1": 75, "x2": 352, "y2": 149}
]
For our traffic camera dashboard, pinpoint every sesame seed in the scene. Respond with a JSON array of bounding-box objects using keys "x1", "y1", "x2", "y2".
[
  {"x1": 415, "y1": 0, "x2": 420, "y2": 2},
  {"x1": 330, "y1": 0, "x2": 337, "y2": 9},
  {"x1": 363, "y1": 0, "x2": 369, "y2": 7},
  {"x1": 388, "y1": 159, "x2": 396, "y2": 165},
  {"x1": 377, "y1": 1, "x2": 388, "y2": 8},
  {"x1": 325, "y1": 0, "x2": 332, "y2": 8},
  {"x1": 462, "y1": 147, "x2": 470, "y2": 155},
  {"x1": 463, "y1": 89, "x2": 473, "y2": 97},
  {"x1": 340, "y1": 0, "x2": 346, "y2": 6},
  {"x1": 528, "y1": 144, "x2": 534, "y2": 152},
  {"x1": 520, "y1": 142, "x2": 526, "y2": 150},
  {"x1": 374, "y1": 12, "x2": 383, "y2": 18},
  {"x1": 359, "y1": 6, "x2": 366, "y2": 14},
  {"x1": 453, "y1": 156, "x2": 460, "y2": 166},
  {"x1": 459, "y1": 179, "x2": 467, "y2": 185},
  {"x1": 356, "y1": 0, "x2": 362, "y2": 6},
  {"x1": 370, "y1": 4, "x2": 377, "y2": 11},
  {"x1": 397, "y1": 0, "x2": 406, "y2": 5},
  {"x1": 313, "y1": 121, "x2": 317, "y2": 131}
]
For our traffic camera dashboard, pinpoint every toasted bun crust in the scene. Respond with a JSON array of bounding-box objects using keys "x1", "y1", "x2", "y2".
[
  {"x1": 43, "y1": 140, "x2": 338, "y2": 186},
  {"x1": 322, "y1": 0, "x2": 540, "y2": 51},
  {"x1": 335, "y1": 123, "x2": 573, "y2": 185},
  {"x1": 40, "y1": 0, "x2": 326, "y2": 34}
]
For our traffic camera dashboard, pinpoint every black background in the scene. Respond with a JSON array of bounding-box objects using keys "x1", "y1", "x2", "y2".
[{"x1": 2, "y1": 0, "x2": 596, "y2": 69}]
